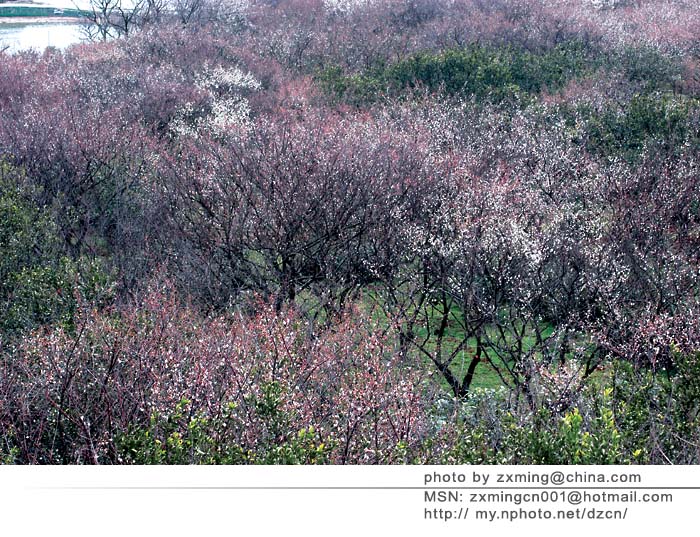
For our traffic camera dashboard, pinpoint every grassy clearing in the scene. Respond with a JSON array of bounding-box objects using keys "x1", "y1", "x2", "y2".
[{"x1": 292, "y1": 288, "x2": 556, "y2": 394}]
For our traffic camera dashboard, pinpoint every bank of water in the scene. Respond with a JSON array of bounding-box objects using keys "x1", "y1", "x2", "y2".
[{"x1": 0, "y1": 21, "x2": 84, "y2": 52}]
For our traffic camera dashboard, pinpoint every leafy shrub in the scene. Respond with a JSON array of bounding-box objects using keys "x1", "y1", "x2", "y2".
[
  {"x1": 440, "y1": 383, "x2": 629, "y2": 465},
  {"x1": 435, "y1": 350, "x2": 700, "y2": 465},
  {"x1": 585, "y1": 93, "x2": 695, "y2": 157},
  {"x1": 317, "y1": 41, "x2": 590, "y2": 104},
  {"x1": 117, "y1": 396, "x2": 334, "y2": 464},
  {"x1": 0, "y1": 161, "x2": 117, "y2": 339},
  {"x1": 615, "y1": 46, "x2": 682, "y2": 92},
  {"x1": 0, "y1": 163, "x2": 71, "y2": 336},
  {"x1": 611, "y1": 352, "x2": 700, "y2": 464}
]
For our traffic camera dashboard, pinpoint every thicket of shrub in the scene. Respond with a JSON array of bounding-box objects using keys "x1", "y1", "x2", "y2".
[{"x1": 1, "y1": 0, "x2": 699, "y2": 464}]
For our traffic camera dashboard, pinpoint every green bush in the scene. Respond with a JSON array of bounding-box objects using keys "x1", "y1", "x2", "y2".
[
  {"x1": 584, "y1": 93, "x2": 695, "y2": 157},
  {"x1": 438, "y1": 352, "x2": 700, "y2": 465},
  {"x1": 1, "y1": 163, "x2": 67, "y2": 335},
  {"x1": 317, "y1": 41, "x2": 590, "y2": 105},
  {"x1": 615, "y1": 46, "x2": 682, "y2": 92},
  {"x1": 0, "y1": 161, "x2": 116, "y2": 338},
  {"x1": 611, "y1": 353, "x2": 700, "y2": 464},
  {"x1": 441, "y1": 383, "x2": 633, "y2": 465},
  {"x1": 117, "y1": 391, "x2": 334, "y2": 465}
]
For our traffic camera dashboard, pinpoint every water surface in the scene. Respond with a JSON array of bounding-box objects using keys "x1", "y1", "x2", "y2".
[{"x1": 0, "y1": 21, "x2": 84, "y2": 52}]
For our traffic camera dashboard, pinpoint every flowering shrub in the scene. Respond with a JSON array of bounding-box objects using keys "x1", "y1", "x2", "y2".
[
  {"x1": 170, "y1": 65, "x2": 261, "y2": 138},
  {"x1": 0, "y1": 280, "x2": 431, "y2": 464}
]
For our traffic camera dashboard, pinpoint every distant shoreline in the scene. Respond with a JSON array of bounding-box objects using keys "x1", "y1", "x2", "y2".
[{"x1": 0, "y1": 2, "x2": 87, "y2": 21}]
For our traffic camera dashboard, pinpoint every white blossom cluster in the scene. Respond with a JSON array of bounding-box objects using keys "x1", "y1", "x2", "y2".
[{"x1": 171, "y1": 66, "x2": 261, "y2": 138}]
